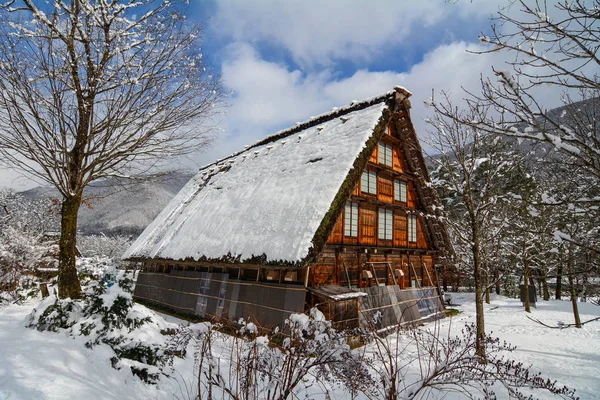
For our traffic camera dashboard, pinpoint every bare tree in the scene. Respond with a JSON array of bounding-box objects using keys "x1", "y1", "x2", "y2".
[
  {"x1": 470, "y1": 0, "x2": 600, "y2": 181},
  {"x1": 0, "y1": 0, "x2": 223, "y2": 298},
  {"x1": 426, "y1": 95, "x2": 530, "y2": 359}
]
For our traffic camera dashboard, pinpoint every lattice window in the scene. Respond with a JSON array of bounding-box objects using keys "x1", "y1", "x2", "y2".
[
  {"x1": 378, "y1": 208, "x2": 393, "y2": 240},
  {"x1": 394, "y1": 180, "x2": 407, "y2": 202},
  {"x1": 361, "y1": 170, "x2": 377, "y2": 194},
  {"x1": 344, "y1": 202, "x2": 358, "y2": 237},
  {"x1": 408, "y1": 214, "x2": 417, "y2": 243},
  {"x1": 378, "y1": 143, "x2": 393, "y2": 167}
]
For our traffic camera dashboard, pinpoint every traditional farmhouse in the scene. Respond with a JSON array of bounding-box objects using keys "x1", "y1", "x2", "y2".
[{"x1": 123, "y1": 87, "x2": 452, "y2": 330}]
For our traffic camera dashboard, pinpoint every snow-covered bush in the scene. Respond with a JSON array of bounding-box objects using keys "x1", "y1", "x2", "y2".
[
  {"x1": 28, "y1": 272, "x2": 177, "y2": 383},
  {"x1": 167, "y1": 308, "x2": 365, "y2": 400},
  {"x1": 165, "y1": 309, "x2": 577, "y2": 400},
  {"x1": 354, "y1": 322, "x2": 577, "y2": 400}
]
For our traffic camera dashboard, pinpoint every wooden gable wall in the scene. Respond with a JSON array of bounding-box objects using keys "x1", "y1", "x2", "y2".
[
  {"x1": 325, "y1": 121, "x2": 429, "y2": 250},
  {"x1": 313, "y1": 108, "x2": 439, "y2": 290}
]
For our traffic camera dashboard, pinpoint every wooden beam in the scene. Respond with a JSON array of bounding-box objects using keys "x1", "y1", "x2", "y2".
[
  {"x1": 358, "y1": 250, "x2": 363, "y2": 288},
  {"x1": 335, "y1": 250, "x2": 341, "y2": 286}
]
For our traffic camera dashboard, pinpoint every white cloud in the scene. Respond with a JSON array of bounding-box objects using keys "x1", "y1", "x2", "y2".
[
  {"x1": 210, "y1": 0, "x2": 499, "y2": 67},
  {"x1": 208, "y1": 40, "x2": 499, "y2": 164}
]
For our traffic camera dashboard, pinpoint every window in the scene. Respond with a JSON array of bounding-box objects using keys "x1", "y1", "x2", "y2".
[
  {"x1": 361, "y1": 170, "x2": 377, "y2": 194},
  {"x1": 344, "y1": 202, "x2": 358, "y2": 237},
  {"x1": 408, "y1": 214, "x2": 417, "y2": 243},
  {"x1": 378, "y1": 209, "x2": 393, "y2": 240},
  {"x1": 378, "y1": 143, "x2": 393, "y2": 167},
  {"x1": 394, "y1": 180, "x2": 407, "y2": 202}
]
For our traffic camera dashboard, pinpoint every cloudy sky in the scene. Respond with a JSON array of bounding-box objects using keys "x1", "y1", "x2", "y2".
[{"x1": 0, "y1": 0, "x2": 568, "y2": 189}]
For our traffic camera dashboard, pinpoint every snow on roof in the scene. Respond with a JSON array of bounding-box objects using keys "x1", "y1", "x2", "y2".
[{"x1": 123, "y1": 93, "x2": 394, "y2": 263}]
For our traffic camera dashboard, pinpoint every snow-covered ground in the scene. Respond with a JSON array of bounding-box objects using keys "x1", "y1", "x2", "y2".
[
  {"x1": 448, "y1": 293, "x2": 600, "y2": 399},
  {"x1": 1, "y1": 293, "x2": 599, "y2": 399}
]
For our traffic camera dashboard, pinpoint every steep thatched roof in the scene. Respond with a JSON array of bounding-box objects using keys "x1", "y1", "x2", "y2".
[{"x1": 124, "y1": 90, "x2": 399, "y2": 263}]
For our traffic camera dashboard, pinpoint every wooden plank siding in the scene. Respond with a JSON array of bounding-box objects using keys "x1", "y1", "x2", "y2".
[
  {"x1": 417, "y1": 215, "x2": 428, "y2": 249},
  {"x1": 369, "y1": 144, "x2": 378, "y2": 163},
  {"x1": 406, "y1": 181, "x2": 417, "y2": 208},
  {"x1": 393, "y1": 213, "x2": 407, "y2": 247},
  {"x1": 312, "y1": 249, "x2": 421, "y2": 289},
  {"x1": 359, "y1": 206, "x2": 377, "y2": 246},
  {"x1": 377, "y1": 176, "x2": 393, "y2": 203},
  {"x1": 392, "y1": 146, "x2": 404, "y2": 173},
  {"x1": 329, "y1": 213, "x2": 343, "y2": 244}
]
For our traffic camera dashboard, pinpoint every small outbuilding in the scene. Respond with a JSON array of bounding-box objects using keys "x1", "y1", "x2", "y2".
[{"x1": 123, "y1": 86, "x2": 452, "y2": 330}]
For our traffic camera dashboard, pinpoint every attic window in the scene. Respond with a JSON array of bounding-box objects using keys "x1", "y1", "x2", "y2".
[
  {"x1": 361, "y1": 171, "x2": 377, "y2": 195},
  {"x1": 394, "y1": 180, "x2": 407, "y2": 202},
  {"x1": 344, "y1": 202, "x2": 358, "y2": 237},
  {"x1": 378, "y1": 143, "x2": 393, "y2": 167}
]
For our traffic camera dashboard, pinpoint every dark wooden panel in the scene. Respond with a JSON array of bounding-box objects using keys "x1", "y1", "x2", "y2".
[
  {"x1": 407, "y1": 181, "x2": 417, "y2": 208},
  {"x1": 417, "y1": 215, "x2": 427, "y2": 249},
  {"x1": 359, "y1": 206, "x2": 377, "y2": 246},
  {"x1": 312, "y1": 253, "x2": 337, "y2": 285},
  {"x1": 327, "y1": 213, "x2": 344, "y2": 244},
  {"x1": 377, "y1": 176, "x2": 393, "y2": 203},
  {"x1": 393, "y1": 213, "x2": 407, "y2": 247},
  {"x1": 370, "y1": 145, "x2": 378, "y2": 163},
  {"x1": 393, "y1": 146, "x2": 404, "y2": 172}
]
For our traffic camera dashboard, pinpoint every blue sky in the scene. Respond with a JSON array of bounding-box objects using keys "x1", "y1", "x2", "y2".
[
  {"x1": 0, "y1": 0, "x2": 568, "y2": 189},
  {"x1": 175, "y1": 0, "x2": 506, "y2": 171}
]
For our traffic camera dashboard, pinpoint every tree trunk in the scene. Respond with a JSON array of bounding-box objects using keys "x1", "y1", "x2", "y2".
[
  {"x1": 58, "y1": 194, "x2": 82, "y2": 299},
  {"x1": 442, "y1": 267, "x2": 448, "y2": 292},
  {"x1": 470, "y1": 213, "x2": 486, "y2": 361},
  {"x1": 541, "y1": 271, "x2": 550, "y2": 301},
  {"x1": 484, "y1": 262, "x2": 490, "y2": 304},
  {"x1": 494, "y1": 269, "x2": 501, "y2": 295},
  {"x1": 581, "y1": 272, "x2": 588, "y2": 303},
  {"x1": 523, "y1": 257, "x2": 530, "y2": 313},
  {"x1": 555, "y1": 262, "x2": 563, "y2": 300},
  {"x1": 567, "y1": 246, "x2": 581, "y2": 328}
]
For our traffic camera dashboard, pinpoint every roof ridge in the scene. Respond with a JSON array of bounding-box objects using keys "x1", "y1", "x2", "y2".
[{"x1": 200, "y1": 87, "x2": 409, "y2": 172}]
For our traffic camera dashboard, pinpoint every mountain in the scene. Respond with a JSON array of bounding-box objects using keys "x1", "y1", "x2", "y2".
[{"x1": 20, "y1": 172, "x2": 193, "y2": 236}]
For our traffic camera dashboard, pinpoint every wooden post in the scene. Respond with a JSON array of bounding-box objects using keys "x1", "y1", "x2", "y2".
[
  {"x1": 358, "y1": 250, "x2": 363, "y2": 288},
  {"x1": 40, "y1": 283, "x2": 50, "y2": 298},
  {"x1": 335, "y1": 250, "x2": 341, "y2": 286},
  {"x1": 304, "y1": 267, "x2": 310, "y2": 288},
  {"x1": 420, "y1": 254, "x2": 425, "y2": 285},
  {"x1": 385, "y1": 253, "x2": 390, "y2": 286},
  {"x1": 406, "y1": 255, "x2": 412, "y2": 287}
]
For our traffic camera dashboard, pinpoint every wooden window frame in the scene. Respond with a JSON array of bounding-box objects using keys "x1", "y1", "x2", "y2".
[
  {"x1": 361, "y1": 170, "x2": 377, "y2": 195},
  {"x1": 344, "y1": 202, "x2": 359, "y2": 237},
  {"x1": 394, "y1": 179, "x2": 407, "y2": 202},
  {"x1": 378, "y1": 143, "x2": 393, "y2": 167},
  {"x1": 408, "y1": 214, "x2": 417, "y2": 243},
  {"x1": 378, "y1": 208, "x2": 393, "y2": 240}
]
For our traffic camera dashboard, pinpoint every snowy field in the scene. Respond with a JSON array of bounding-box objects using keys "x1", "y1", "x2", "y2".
[{"x1": 0, "y1": 293, "x2": 599, "y2": 400}]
